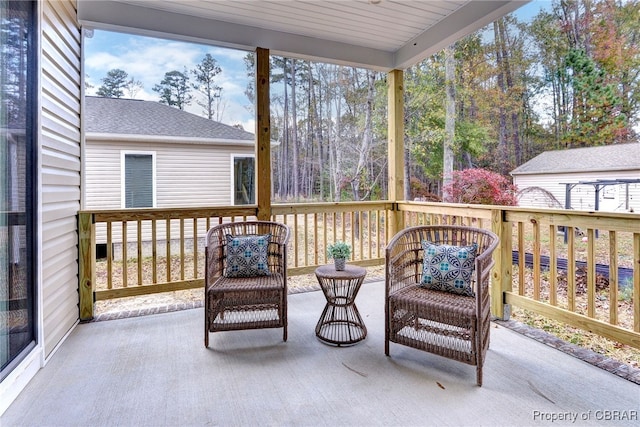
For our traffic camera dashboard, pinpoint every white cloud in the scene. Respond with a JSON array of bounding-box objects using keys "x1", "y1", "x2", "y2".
[{"x1": 85, "y1": 30, "x2": 253, "y2": 128}]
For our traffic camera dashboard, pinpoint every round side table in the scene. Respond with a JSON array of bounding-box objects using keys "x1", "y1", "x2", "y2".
[{"x1": 314, "y1": 264, "x2": 367, "y2": 346}]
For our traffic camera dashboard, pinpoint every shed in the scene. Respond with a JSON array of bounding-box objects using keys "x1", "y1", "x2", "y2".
[{"x1": 510, "y1": 143, "x2": 640, "y2": 213}]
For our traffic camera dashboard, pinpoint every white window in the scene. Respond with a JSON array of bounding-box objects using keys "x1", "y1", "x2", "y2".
[
  {"x1": 121, "y1": 151, "x2": 156, "y2": 208},
  {"x1": 232, "y1": 154, "x2": 255, "y2": 205}
]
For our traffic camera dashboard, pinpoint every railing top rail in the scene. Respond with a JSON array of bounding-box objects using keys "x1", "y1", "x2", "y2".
[
  {"x1": 272, "y1": 200, "x2": 394, "y2": 214},
  {"x1": 80, "y1": 206, "x2": 258, "y2": 222}
]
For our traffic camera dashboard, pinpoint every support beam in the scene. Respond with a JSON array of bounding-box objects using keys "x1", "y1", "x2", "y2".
[
  {"x1": 78, "y1": 212, "x2": 95, "y2": 321},
  {"x1": 387, "y1": 69, "x2": 404, "y2": 236},
  {"x1": 255, "y1": 47, "x2": 271, "y2": 220}
]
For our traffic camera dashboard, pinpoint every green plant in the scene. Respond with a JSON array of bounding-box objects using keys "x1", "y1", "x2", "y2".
[
  {"x1": 619, "y1": 282, "x2": 633, "y2": 302},
  {"x1": 327, "y1": 241, "x2": 351, "y2": 260}
]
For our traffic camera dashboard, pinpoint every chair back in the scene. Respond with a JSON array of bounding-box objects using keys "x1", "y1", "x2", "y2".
[
  {"x1": 386, "y1": 225, "x2": 499, "y2": 294},
  {"x1": 205, "y1": 221, "x2": 290, "y2": 282}
]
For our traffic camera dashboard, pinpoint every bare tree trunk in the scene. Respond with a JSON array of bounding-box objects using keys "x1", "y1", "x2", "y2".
[
  {"x1": 350, "y1": 69, "x2": 375, "y2": 202},
  {"x1": 497, "y1": 18, "x2": 522, "y2": 166},
  {"x1": 311, "y1": 64, "x2": 325, "y2": 200},
  {"x1": 281, "y1": 58, "x2": 290, "y2": 198},
  {"x1": 443, "y1": 45, "x2": 455, "y2": 202},
  {"x1": 291, "y1": 59, "x2": 299, "y2": 200},
  {"x1": 494, "y1": 21, "x2": 509, "y2": 175}
]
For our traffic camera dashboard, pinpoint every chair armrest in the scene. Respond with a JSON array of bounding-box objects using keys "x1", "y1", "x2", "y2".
[
  {"x1": 386, "y1": 243, "x2": 422, "y2": 296},
  {"x1": 205, "y1": 245, "x2": 224, "y2": 291},
  {"x1": 473, "y1": 238, "x2": 497, "y2": 305}
]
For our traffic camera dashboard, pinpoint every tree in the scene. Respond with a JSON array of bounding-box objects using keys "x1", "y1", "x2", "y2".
[
  {"x1": 443, "y1": 45, "x2": 455, "y2": 202},
  {"x1": 96, "y1": 69, "x2": 128, "y2": 98},
  {"x1": 192, "y1": 53, "x2": 224, "y2": 120},
  {"x1": 124, "y1": 77, "x2": 143, "y2": 98},
  {"x1": 153, "y1": 69, "x2": 192, "y2": 110}
]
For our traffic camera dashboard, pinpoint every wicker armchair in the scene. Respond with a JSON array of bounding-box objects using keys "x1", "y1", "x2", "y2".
[
  {"x1": 205, "y1": 221, "x2": 290, "y2": 348},
  {"x1": 385, "y1": 225, "x2": 499, "y2": 386}
]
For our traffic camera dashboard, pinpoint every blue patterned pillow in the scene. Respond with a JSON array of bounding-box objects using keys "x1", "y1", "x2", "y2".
[
  {"x1": 420, "y1": 241, "x2": 478, "y2": 296},
  {"x1": 224, "y1": 234, "x2": 271, "y2": 278}
]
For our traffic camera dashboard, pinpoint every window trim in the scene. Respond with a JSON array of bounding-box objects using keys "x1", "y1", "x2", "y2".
[
  {"x1": 120, "y1": 151, "x2": 156, "y2": 209},
  {"x1": 230, "y1": 153, "x2": 255, "y2": 206}
]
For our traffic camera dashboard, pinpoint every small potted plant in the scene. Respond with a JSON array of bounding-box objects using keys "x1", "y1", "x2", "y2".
[{"x1": 327, "y1": 241, "x2": 351, "y2": 271}]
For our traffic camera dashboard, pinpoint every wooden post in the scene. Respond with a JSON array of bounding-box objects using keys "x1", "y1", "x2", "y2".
[
  {"x1": 78, "y1": 212, "x2": 95, "y2": 321},
  {"x1": 255, "y1": 47, "x2": 271, "y2": 220},
  {"x1": 387, "y1": 69, "x2": 404, "y2": 237},
  {"x1": 491, "y1": 208, "x2": 512, "y2": 319}
]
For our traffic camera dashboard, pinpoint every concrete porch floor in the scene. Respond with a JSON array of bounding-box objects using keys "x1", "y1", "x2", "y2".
[{"x1": 2, "y1": 280, "x2": 639, "y2": 427}]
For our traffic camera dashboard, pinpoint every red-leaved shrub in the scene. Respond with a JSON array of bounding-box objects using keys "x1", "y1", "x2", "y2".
[{"x1": 443, "y1": 169, "x2": 518, "y2": 206}]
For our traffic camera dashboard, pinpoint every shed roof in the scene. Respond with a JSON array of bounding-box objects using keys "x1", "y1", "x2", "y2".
[
  {"x1": 510, "y1": 143, "x2": 640, "y2": 176},
  {"x1": 85, "y1": 96, "x2": 255, "y2": 142}
]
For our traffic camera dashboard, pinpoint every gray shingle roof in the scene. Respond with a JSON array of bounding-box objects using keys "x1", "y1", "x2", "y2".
[
  {"x1": 510, "y1": 143, "x2": 640, "y2": 175},
  {"x1": 85, "y1": 96, "x2": 254, "y2": 141}
]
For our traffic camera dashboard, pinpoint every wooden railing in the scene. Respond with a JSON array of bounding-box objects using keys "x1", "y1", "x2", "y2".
[
  {"x1": 78, "y1": 201, "x2": 640, "y2": 349},
  {"x1": 78, "y1": 202, "x2": 393, "y2": 320},
  {"x1": 398, "y1": 201, "x2": 640, "y2": 349}
]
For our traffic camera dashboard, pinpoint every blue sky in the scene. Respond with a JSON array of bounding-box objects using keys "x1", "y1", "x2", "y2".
[{"x1": 83, "y1": 1, "x2": 553, "y2": 132}]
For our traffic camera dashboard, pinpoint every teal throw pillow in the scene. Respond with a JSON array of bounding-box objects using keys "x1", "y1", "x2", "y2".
[
  {"x1": 420, "y1": 241, "x2": 478, "y2": 296},
  {"x1": 224, "y1": 234, "x2": 271, "y2": 278}
]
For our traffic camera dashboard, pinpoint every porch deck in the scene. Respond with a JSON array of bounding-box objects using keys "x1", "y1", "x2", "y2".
[{"x1": 3, "y1": 280, "x2": 638, "y2": 427}]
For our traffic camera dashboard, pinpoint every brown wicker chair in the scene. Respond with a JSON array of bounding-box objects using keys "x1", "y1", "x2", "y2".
[
  {"x1": 385, "y1": 225, "x2": 499, "y2": 386},
  {"x1": 205, "y1": 221, "x2": 290, "y2": 348}
]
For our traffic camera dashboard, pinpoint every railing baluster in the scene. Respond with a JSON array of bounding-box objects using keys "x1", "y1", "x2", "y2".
[
  {"x1": 532, "y1": 220, "x2": 540, "y2": 300},
  {"x1": 304, "y1": 213, "x2": 309, "y2": 267},
  {"x1": 152, "y1": 219, "x2": 157, "y2": 284},
  {"x1": 313, "y1": 213, "x2": 318, "y2": 266},
  {"x1": 587, "y1": 228, "x2": 596, "y2": 318},
  {"x1": 180, "y1": 219, "x2": 185, "y2": 281},
  {"x1": 633, "y1": 232, "x2": 640, "y2": 333},
  {"x1": 567, "y1": 227, "x2": 576, "y2": 312},
  {"x1": 609, "y1": 230, "x2": 618, "y2": 325},
  {"x1": 517, "y1": 222, "x2": 525, "y2": 295},
  {"x1": 293, "y1": 213, "x2": 299, "y2": 267},
  {"x1": 549, "y1": 224, "x2": 557, "y2": 306},
  {"x1": 122, "y1": 221, "x2": 128, "y2": 288},
  {"x1": 107, "y1": 222, "x2": 113, "y2": 290},
  {"x1": 166, "y1": 219, "x2": 171, "y2": 282},
  {"x1": 323, "y1": 212, "x2": 328, "y2": 264},
  {"x1": 193, "y1": 218, "x2": 198, "y2": 279},
  {"x1": 137, "y1": 220, "x2": 143, "y2": 286},
  {"x1": 350, "y1": 211, "x2": 355, "y2": 261}
]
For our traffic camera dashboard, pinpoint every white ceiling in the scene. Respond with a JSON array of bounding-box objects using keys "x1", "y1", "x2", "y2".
[{"x1": 78, "y1": 0, "x2": 528, "y2": 71}]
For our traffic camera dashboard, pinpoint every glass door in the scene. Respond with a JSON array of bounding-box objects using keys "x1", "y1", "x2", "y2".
[{"x1": 1, "y1": 0, "x2": 36, "y2": 379}]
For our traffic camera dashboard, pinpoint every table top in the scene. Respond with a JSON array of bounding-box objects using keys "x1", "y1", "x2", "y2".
[{"x1": 315, "y1": 264, "x2": 366, "y2": 279}]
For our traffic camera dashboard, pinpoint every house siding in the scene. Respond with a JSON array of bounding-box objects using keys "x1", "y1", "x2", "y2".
[
  {"x1": 40, "y1": 0, "x2": 81, "y2": 357},
  {"x1": 514, "y1": 170, "x2": 640, "y2": 213},
  {"x1": 85, "y1": 139, "x2": 253, "y2": 245}
]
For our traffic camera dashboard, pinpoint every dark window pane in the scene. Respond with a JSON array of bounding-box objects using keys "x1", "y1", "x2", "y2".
[
  {"x1": 234, "y1": 157, "x2": 254, "y2": 205},
  {"x1": 124, "y1": 154, "x2": 153, "y2": 208}
]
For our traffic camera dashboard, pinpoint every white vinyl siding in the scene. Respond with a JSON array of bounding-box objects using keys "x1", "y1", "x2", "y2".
[
  {"x1": 85, "y1": 139, "x2": 254, "y2": 244},
  {"x1": 85, "y1": 139, "x2": 253, "y2": 209},
  {"x1": 514, "y1": 170, "x2": 640, "y2": 213},
  {"x1": 40, "y1": 0, "x2": 81, "y2": 358}
]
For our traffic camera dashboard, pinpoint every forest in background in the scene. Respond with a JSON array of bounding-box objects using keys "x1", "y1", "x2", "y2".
[{"x1": 245, "y1": 0, "x2": 639, "y2": 203}]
